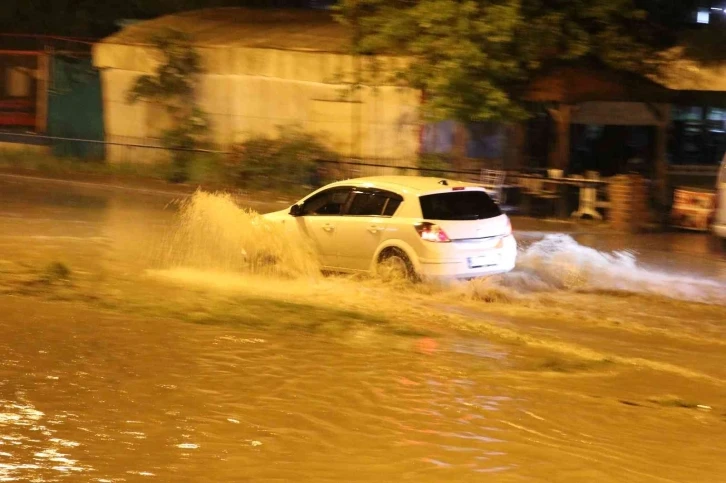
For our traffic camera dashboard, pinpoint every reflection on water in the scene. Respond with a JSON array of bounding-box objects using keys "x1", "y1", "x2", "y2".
[
  {"x1": 0, "y1": 300, "x2": 523, "y2": 482},
  {"x1": 2, "y1": 298, "x2": 724, "y2": 482},
  {"x1": 0, "y1": 396, "x2": 88, "y2": 481}
]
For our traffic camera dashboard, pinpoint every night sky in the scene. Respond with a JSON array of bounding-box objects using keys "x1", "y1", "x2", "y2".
[
  {"x1": 0, "y1": 0, "x2": 335, "y2": 38},
  {"x1": 0, "y1": 0, "x2": 711, "y2": 38}
]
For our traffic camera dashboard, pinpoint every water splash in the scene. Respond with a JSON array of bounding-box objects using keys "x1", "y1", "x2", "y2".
[
  {"x1": 502, "y1": 234, "x2": 725, "y2": 304},
  {"x1": 156, "y1": 191, "x2": 319, "y2": 279},
  {"x1": 153, "y1": 192, "x2": 723, "y2": 305}
]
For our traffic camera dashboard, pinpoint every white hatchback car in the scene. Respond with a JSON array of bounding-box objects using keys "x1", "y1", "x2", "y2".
[{"x1": 263, "y1": 176, "x2": 517, "y2": 279}]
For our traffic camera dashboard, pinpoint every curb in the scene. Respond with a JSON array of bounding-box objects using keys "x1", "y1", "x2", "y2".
[
  {"x1": 0, "y1": 172, "x2": 296, "y2": 207},
  {"x1": 0, "y1": 172, "x2": 196, "y2": 198}
]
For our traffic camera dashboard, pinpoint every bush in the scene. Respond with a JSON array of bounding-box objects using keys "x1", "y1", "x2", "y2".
[
  {"x1": 228, "y1": 127, "x2": 339, "y2": 193},
  {"x1": 184, "y1": 152, "x2": 226, "y2": 185}
]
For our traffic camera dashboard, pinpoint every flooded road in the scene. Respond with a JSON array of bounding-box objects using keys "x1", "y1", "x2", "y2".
[{"x1": 1, "y1": 174, "x2": 725, "y2": 482}]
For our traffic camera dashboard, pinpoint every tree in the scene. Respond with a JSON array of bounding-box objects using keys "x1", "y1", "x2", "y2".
[
  {"x1": 336, "y1": 0, "x2": 657, "y2": 124},
  {"x1": 127, "y1": 29, "x2": 209, "y2": 182}
]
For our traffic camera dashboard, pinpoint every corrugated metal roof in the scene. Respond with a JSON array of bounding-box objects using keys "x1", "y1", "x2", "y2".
[
  {"x1": 99, "y1": 8, "x2": 351, "y2": 53},
  {"x1": 523, "y1": 64, "x2": 673, "y2": 103}
]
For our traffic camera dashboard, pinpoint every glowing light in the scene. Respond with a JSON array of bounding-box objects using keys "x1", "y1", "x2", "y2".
[{"x1": 416, "y1": 222, "x2": 451, "y2": 242}]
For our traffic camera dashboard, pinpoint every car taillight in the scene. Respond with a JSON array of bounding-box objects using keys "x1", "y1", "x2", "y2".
[{"x1": 415, "y1": 222, "x2": 451, "y2": 242}]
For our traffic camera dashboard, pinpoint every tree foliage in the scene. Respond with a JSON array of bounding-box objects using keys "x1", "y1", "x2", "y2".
[
  {"x1": 127, "y1": 29, "x2": 209, "y2": 182},
  {"x1": 336, "y1": 0, "x2": 657, "y2": 123},
  {"x1": 127, "y1": 30, "x2": 204, "y2": 107}
]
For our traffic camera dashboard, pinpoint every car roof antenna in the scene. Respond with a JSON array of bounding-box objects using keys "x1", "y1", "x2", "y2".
[{"x1": 438, "y1": 180, "x2": 448, "y2": 186}]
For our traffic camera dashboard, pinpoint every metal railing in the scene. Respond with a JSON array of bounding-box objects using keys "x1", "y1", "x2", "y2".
[
  {"x1": 0, "y1": 132, "x2": 490, "y2": 182},
  {"x1": 2, "y1": 133, "x2": 720, "y2": 188}
]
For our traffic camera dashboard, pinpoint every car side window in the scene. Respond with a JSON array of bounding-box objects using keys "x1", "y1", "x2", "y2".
[
  {"x1": 301, "y1": 188, "x2": 351, "y2": 216},
  {"x1": 347, "y1": 191, "x2": 388, "y2": 216},
  {"x1": 345, "y1": 189, "x2": 403, "y2": 217},
  {"x1": 382, "y1": 198, "x2": 402, "y2": 216}
]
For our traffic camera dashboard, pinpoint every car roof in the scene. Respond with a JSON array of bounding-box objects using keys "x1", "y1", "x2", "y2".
[{"x1": 328, "y1": 176, "x2": 483, "y2": 194}]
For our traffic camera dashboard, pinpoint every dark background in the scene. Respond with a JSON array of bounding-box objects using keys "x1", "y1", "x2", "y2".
[{"x1": 0, "y1": 0, "x2": 710, "y2": 39}]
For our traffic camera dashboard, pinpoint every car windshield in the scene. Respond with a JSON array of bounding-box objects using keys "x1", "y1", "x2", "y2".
[{"x1": 419, "y1": 191, "x2": 501, "y2": 220}]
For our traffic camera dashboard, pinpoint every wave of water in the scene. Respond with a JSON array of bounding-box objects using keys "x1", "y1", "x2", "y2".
[
  {"x1": 500, "y1": 234, "x2": 725, "y2": 304},
  {"x1": 156, "y1": 191, "x2": 320, "y2": 279},
  {"x1": 155, "y1": 192, "x2": 724, "y2": 305}
]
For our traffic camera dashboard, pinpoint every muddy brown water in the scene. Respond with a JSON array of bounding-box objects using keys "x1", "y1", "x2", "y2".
[{"x1": 1, "y1": 175, "x2": 725, "y2": 482}]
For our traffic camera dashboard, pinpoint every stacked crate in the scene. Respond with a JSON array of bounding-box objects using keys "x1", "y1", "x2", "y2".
[
  {"x1": 608, "y1": 175, "x2": 649, "y2": 232},
  {"x1": 670, "y1": 188, "x2": 716, "y2": 231}
]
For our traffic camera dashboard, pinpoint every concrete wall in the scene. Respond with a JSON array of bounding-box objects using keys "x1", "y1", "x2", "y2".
[{"x1": 95, "y1": 45, "x2": 422, "y2": 164}]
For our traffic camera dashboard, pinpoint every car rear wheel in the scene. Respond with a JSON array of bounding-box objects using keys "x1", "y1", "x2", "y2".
[{"x1": 377, "y1": 248, "x2": 416, "y2": 282}]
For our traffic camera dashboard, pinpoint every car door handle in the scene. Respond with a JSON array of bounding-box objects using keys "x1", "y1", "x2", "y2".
[
  {"x1": 322, "y1": 224, "x2": 334, "y2": 232},
  {"x1": 368, "y1": 225, "x2": 383, "y2": 234}
]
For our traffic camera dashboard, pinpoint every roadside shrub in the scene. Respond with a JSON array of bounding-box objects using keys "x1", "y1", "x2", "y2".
[
  {"x1": 227, "y1": 127, "x2": 339, "y2": 193},
  {"x1": 185, "y1": 152, "x2": 226, "y2": 185}
]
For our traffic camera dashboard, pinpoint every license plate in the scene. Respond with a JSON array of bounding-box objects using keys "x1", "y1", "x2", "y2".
[{"x1": 467, "y1": 253, "x2": 499, "y2": 268}]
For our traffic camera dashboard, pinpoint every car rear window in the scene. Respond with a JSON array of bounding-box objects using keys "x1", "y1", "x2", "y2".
[{"x1": 419, "y1": 191, "x2": 501, "y2": 220}]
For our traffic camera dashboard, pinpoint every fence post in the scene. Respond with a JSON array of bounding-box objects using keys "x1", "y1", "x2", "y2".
[{"x1": 35, "y1": 47, "x2": 51, "y2": 134}]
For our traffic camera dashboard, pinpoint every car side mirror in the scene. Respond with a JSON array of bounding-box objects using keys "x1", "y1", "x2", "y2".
[{"x1": 289, "y1": 204, "x2": 303, "y2": 217}]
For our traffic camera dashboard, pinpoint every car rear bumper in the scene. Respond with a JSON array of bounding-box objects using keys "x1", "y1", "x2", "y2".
[
  {"x1": 418, "y1": 259, "x2": 516, "y2": 279},
  {"x1": 417, "y1": 235, "x2": 517, "y2": 279}
]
